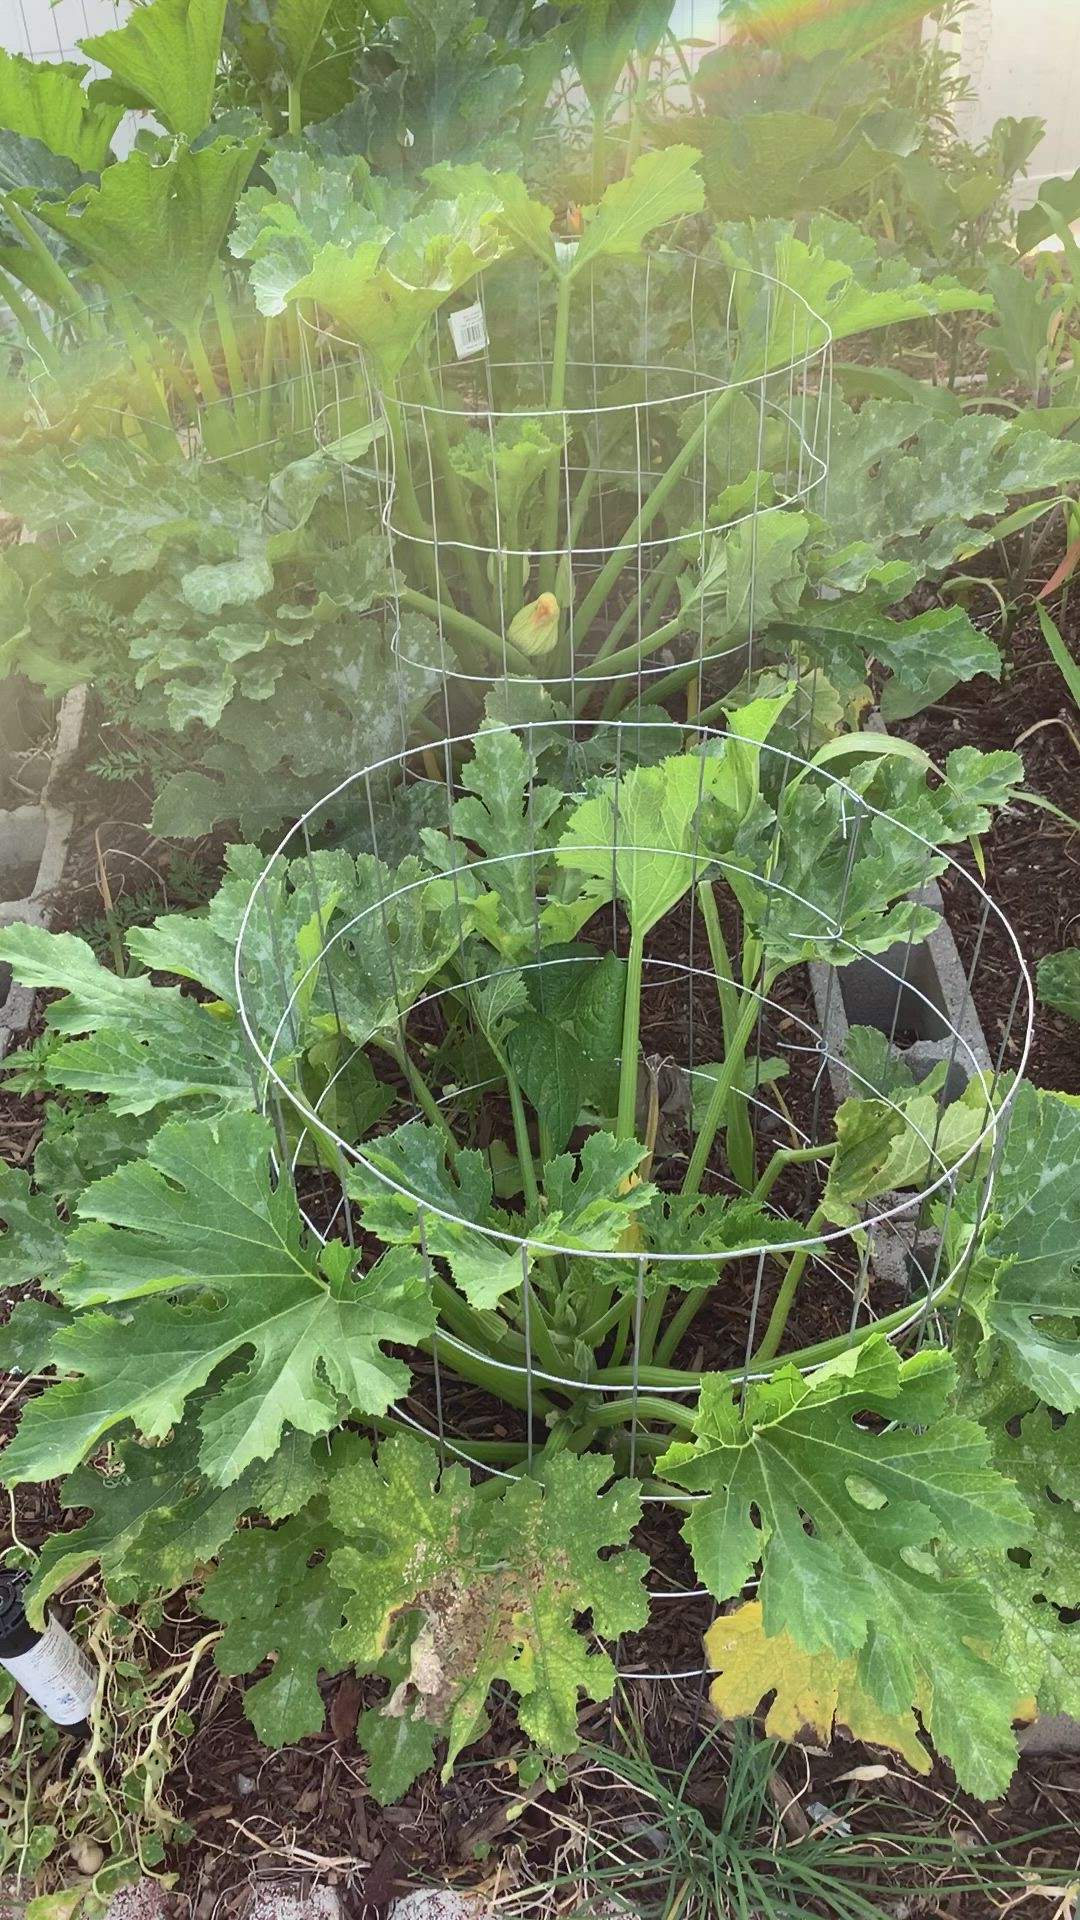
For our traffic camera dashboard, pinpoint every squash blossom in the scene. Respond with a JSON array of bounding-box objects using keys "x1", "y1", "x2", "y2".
[{"x1": 508, "y1": 592, "x2": 560, "y2": 658}]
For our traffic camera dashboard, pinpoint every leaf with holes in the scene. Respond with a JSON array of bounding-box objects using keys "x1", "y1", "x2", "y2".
[
  {"x1": 657, "y1": 1337, "x2": 1030, "y2": 1795},
  {"x1": 942, "y1": 1366, "x2": 1080, "y2": 1726},
  {"x1": 27, "y1": 1414, "x2": 322, "y2": 1621}
]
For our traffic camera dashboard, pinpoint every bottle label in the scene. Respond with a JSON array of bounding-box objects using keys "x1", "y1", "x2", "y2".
[
  {"x1": 448, "y1": 303, "x2": 488, "y2": 359},
  {"x1": 1, "y1": 1616, "x2": 97, "y2": 1724}
]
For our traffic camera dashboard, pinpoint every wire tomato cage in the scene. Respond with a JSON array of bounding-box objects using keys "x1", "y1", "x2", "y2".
[
  {"x1": 234, "y1": 718, "x2": 1032, "y2": 1680},
  {"x1": 307, "y1": 249, "x2": 832, "y2": 727}
]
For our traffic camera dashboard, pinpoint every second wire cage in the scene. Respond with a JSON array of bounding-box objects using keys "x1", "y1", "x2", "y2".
[{"x1": 315, "y1": 244, "x2": 833, "y2": 728}]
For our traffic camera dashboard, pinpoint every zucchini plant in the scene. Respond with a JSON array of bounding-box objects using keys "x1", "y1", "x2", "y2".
[{"x1": 2, "y1": 707, "x2": 1067, "y2": 1802}]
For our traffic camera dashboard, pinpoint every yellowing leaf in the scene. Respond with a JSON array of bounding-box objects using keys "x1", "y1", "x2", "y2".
[{"x1": 706, "y1": 1601, "x2": 932, "y2": 1775}]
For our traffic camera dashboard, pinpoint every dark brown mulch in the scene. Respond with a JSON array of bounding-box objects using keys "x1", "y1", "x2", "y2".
[{"x1": 901, "y1": 598, "x2": 1080, "y2": 1093}]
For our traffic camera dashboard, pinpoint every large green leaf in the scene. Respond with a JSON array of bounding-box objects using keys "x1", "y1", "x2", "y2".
[
  {"x1": 330, "y1": 1439, "x2": 648, "y2": 1780},
  {"x1": 976, "y1": 1083, "x2": 1080, "y2": 1412},
  {"x1": 284, "y1": 189, "x2": 508, "y2": 381},
  {"x1": 506, "y1": 1011, "x2": 583, "y2": 1153},
  {"x1": 231, "y1": 148, "x2": 386, "y2": 314},
  {"x1": 0, "y1": 438, "x2": 254, "y2": 575},
  {"x1": 150, "y1": 616, "x2": 437, "y2": 839},
  {"x1": 0, "y1": 923, "x2": 250, "y2": 1116},
  {"x1": 348, "y1": 1121, "x2": 651, "y2": 1306},
  {"x1": 1016, "y1": 166, "x2": 1080, "y2": 257},
  {"x1": 657, "y1": 1337, "x2": 1030, "y2": 1796},
  {"x1": 1, "y1": 1114, "x2": 433, "y2": 1489},
  {"x1": 824, "y1": 398, "x2": 1080, "y2": 576},
  {"x1": 260, "y1": 0, "x2": 335, "y2": 85},
  {"x1": 952, "y1": 1372, "x2": 1080, "y2": 1726},
  {"x1": 721, "y1": 216, "x2": 991, "y2": 376},
  {"x1": 554, "y1": 752, "x2": 713, "y2": 937},
  {"x1": 823, "y1": 1076, "x2": 991, "y2": 1228},
  {"x1": 693, "y1": 110, "x2": 913, "y2": 223},
  {"x1": 80, "y1": 0, "x2": 227, "y2": 139},
  {"x1": 348, "y1": 1118, "x2": 523, "y2": 1308},
  {"x1": 0, "y1": 49, "x2": 121, "y2": 171},
  {"x1": 638, "y1": 1190, "x2": 811, "y2": 1293},
  {"x1": 421, "y1": 723, "x2": 564, "y2": 962},
  {"x1": 370, "y1": 1, "x2": 525, "y2": 174},
  {"x1": 27, "y1": 1416, "x2": 321, "y2": 1622},
  {"x1": 730, "y1": 747, "x2": 1021, "y2": 974},
  {"x1": 572, "y1": 147, "x2": 704, "y2": 274},
  {"x1": 785, "y1": 590, "x2": 1002, "y2": 722},
  {"x1": 37, "y1": 131, "x2": 261, "y2": 327}
]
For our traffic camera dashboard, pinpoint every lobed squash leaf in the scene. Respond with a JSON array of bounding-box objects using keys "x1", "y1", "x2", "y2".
[
  {"x1": 659, "y1": 1336, "x2": 1030, "y2": 1795},
  {"x1": 1, "y1": 1114, "x2": 433, "y2": 1489}
]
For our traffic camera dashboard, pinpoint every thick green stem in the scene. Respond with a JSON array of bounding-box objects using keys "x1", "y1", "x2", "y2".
[
  {"x1": 183, "y1": 319, "x2": 222, "y2": 405},
  {"x1": 593, "y1": 1278, "x2": 950, "y2": 1392},
  {"x1": 427, "y1": 1329, "x2": 554, "y2": 1414},
  {"x1": 373, "y1": 1035, "x2": 457, "y2": 1153},
  {"x1": 490, "y1": 1043, "x2": 541, "y2": 1216},
  {"x1": 377, "y1": 1417, "x2": 531, "y2": 1463},
  {"x1": 400, "y1": 585, "x2": 531, "y2": 672},
  {"x1": 617, "y1": 640, "x2": 739, "y2": 719},
  {"x1": 697, "y1": 880, "x2": 754, "y2": 1190},
  {"x1": 586, "y1": 1394, "x2": 696, "y2": 1433},
  {"x1": 255, "y1": 315, "x2": 277, "y2": 467},
  {"x1": 100, "y1": 278, "x2": 177, "y2": 446},
  {"x1": 416, "y1": 359, "x2": 495, "y2": 624},
  {"x1": 616, "y1": 925, "x2": 647, "y2": 1143},
  {"x1": 590, "y1": 109, "x2": 607, "y2": 202},
  {"x1": 287, "y1": 79, "x2": 303, "y2": 136},
  {"x1": 515, "y1": 1277, "x2": 570, "y2": 1379},
  {"x1": 430, "y1": 1273, "x2": 524, "y2": 1363},
  {"x1": 583, "y1": 616, "x2": 683, "y2": 690},
  {"x1": 655, "y1": 1283, "x2": 713, "y2": 1367},
  {"x1": 0, "y1": 194, "x2": 84, "y2": 320},
  {"x1": 0, "y1": 268, "x2": 57, "y2": 367},
  {"x1": 539, "y1": 270, "x2": 574, "y2": 595},
  {"x1": 750, "y1": 1140, "x2": 837, "y2": 1209},
  {"x1": 751, "y1": 1206, "x2": 826, "y2": 1366},
  {"x1": 682, "y1": 988, "x2": 766, "y2": 1197},
  {"x1": 576, "y1": 1295, "x2": 632, "y2": 1348},
  {"x1": 572, "y1": 384, "x2": 734, "y2": 643},
  {"x1": 210, "y1": 265, "x2": 260, "y2": 462}
]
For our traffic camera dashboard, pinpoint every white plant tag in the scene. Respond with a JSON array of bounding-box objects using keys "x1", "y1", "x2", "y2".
[
  {"x1": 448, "y1": 302, "x2": 488, "y2": 359},
  {"x1": 2, "y1": 1616, "x2": 98, "y2": 1724}
]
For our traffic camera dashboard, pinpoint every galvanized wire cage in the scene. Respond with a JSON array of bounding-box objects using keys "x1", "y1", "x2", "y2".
[
  {"x1": 234, "y1": 717, "x2": 1032, "y2": 1677},
  {"x1": 307, "y1": 252, "x2": 832, "y2": 720}
]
